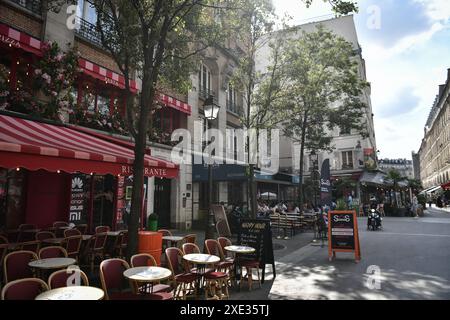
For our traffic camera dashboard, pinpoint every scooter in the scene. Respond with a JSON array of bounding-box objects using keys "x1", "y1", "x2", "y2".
[{"x1": 367, "y1": 209, "x2": 382, "y2": 231}]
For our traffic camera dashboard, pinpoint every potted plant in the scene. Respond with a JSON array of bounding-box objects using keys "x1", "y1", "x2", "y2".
[
  {"x1": 147, "y1": 213, "x2": 159, "y2": 231},
  {"x1": 336, "y1": 198, "x2": 347, "y2": 210}
]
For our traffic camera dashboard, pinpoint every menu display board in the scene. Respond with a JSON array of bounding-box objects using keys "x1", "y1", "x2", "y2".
[
  {"x1": 328, "y1": 210, "x2": 361, "y2": 262},
  {"x1": 69, "y1": 174, "x2": 88, "y2": 223},
  {"x1": 238, "y1": 219, "x2": 276, "y2": 283}
]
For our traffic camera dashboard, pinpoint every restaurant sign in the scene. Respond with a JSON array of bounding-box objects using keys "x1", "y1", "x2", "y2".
[
  {"x1": 0, "y1": 35, "x2": 21, "y2": 48},
  {"x1": 328, "y1": 210, "x2": 361, "y2": 262},
  {"x1": 121, "y1": 165, "x2": 176, "y2": 178},
  {"x1": 69, "y1": 174, "x2": 88, "y2": 223}
]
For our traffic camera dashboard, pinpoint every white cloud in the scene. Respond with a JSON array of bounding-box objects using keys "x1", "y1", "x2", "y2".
[{"x1": 414, "y1": 0, "x2": 450, "y2": 22}]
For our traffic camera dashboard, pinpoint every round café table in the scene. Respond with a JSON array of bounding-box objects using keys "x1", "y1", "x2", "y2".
[
  {"x1": 29, "y1": 257, "x2": 76, "y2": 279},
  {"x1": 183, "y1": 254, "x2": 220, "y2": 292},
  {"x1": 123, "y1": 266, "x2": 172, "y2": 294},
  {"x1": 35, "y1": 286, "x2": 104, "y2": 300},
  {"x1": 162, "y1": 236, "x2": 184, "y2": 248},
  {"x1": 225, "y1": 245, "x2": 256, "y2": 288}
]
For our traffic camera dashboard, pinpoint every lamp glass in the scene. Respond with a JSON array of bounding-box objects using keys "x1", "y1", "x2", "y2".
[{"x1": 203, "y1": 96, "x2": 220, "y2": 120}]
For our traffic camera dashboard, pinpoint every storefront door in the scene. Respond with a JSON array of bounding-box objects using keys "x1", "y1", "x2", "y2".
[{"x1": 154, "y1": 178, "x2": 171, "y2": 228}]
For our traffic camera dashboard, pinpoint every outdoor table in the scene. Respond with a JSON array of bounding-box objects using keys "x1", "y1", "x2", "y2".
[
  {"x1": 35, "y1": 286, "x2": 104, "y2": 300},
  {"x1": 162, "y1": 235, "x2": 184, "y2": 248},
  {"x1": 183, "y1": 254, "x2": 220, "y2": 292},
  {"x1": 123, "y1": 266, "x2": 172, "y2": 294},
  {"x1": 43, "y1": 237, "x2": 65, "y2": 245},
  {"x1": 106, "y1": 231, "x2": 121, "y2": 237},
  {"x1": 224, "y1": 246, "x2": 256, "y2": 287},
  {"x1": 29, "y1": 257, "x2": 76, "y2": 279}
]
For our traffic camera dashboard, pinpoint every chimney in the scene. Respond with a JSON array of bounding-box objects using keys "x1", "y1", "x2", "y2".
[
  {"x1": 447, "y1": 68, "x2": 450, "y2": 81},
  {"x1": 439, "y1": 84, "x2": 445, "y2": 99}
]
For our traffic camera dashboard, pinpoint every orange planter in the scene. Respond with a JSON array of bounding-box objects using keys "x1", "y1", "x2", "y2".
[{"x1": 138, "y1": 231, "x2": 163, "y2": 266}]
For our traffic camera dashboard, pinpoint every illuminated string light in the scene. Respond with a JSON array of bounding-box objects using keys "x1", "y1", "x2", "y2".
[{"x1": 16, "y1": 168, "x2": 20, "y2": 171}]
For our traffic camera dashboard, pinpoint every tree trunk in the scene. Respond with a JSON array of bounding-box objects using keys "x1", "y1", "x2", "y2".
[
  {"x1": 298, "y1": 110, "x2": 309, "y2": 212},
  {"x1": 126, "y1": 71, "x2": 153, "y2": 260},
  {"x1": 249, "y1": 164, "x2": 257, "y2": 218}
]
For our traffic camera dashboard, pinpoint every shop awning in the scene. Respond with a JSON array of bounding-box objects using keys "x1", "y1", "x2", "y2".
[
  {"x1": 0, "y1": 114, "x2": 178, "y2": 178},
  {"x1": 359, "y1": 171, "x2": 388, "y2": 186},
  {"x1": 78, "y1": 58, "x2": 139, "y2": 93},
  {"x1": 0, "y1": 23, "x2": 42, "y2": 56},
  {"x1": 427, "y1": 186, "x2": 442, "y2": 194},
  {"x1": 442, "y1": 182, "x2": 450, "y2": 191},
  {"x1": 158, "y1": 93, "x2": 192, "y2": 115}
]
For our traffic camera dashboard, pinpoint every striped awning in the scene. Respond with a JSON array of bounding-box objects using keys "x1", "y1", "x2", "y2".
[
  {"x1": 0, "y1": 23, "x2": 42, "y2": 56},
  {"x1": 158, "y1": 93, "x2": 192, "y2": 115},
  {"x1": 78, "y1": 58, "x2": 139, "y2": 93},
  {"x1": 0, "y1": 115, "x2": 178, "y2": 178}
]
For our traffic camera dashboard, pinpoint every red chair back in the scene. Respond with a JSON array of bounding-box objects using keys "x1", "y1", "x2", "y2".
[
  {"x1": 205, "y1": 239, "x2": 223, "y2": 259},
  {"x1": 35, "y1": 231, "x2": 55, "y2": 241},
  {"x1": 48, "y1": 268, "x2": 89, "y2": 289},
  {"x1": 18, "y1": 224, "x2": 36, "y2": 231},
  {"x1": 64, "y1": 236, "x2": 82, "y2": 259},
  {"x1": 4, "y1": 251, "x2": 38, "y2": 283},
  {"x1": 64, "y1": 229, "x2": 81, "y2": 237},
  {"x1": 182, "y1": 243, "x2": 200, "y2": 255},
  {"x1": 1, "y1": 278, "x2": 48, "y2": 300},
  {"x1": 93, "y1": 233, "x2": 108, "y2": 250},
  {"x1": 182, "y1": 234, "x2": 197, "y2": 244},
  {"x1": 53, "y1": 221, "x2": 69, "y2": 228},
  {"x1": 158, "y1": 229, "x2": 173, "y2": 237},
  {"x1": 39, "y1": 246, "x2": 68, "y2": 259},
  {"x1": 95, "y1": 226, "x2": 110, "y2": 234},
  {"x1": 218, "y1": 237, "x2": 234, "y2": 259},
  {"x1": 99, "y1": 258, "x2": 130, "y2": 299},
  {"x1": 19, "y1": 241, "x2": 40, "y2": 254},
  {"x1": 131, "y1": 253, "x2": 157, "y2": 268},
  {"x1": 0, "y1": 244, "x2": 7, "y2": 271},
  {"x1": 165, "y1": 247, "x2": 185, "y2": 275}
]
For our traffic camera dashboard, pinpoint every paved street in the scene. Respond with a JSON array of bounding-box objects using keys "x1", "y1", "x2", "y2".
[{"x1": 229, "y1": 208, "x2": 450, "y2": 300}]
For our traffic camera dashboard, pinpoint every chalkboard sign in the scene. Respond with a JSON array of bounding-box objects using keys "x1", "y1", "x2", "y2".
[
  {"x1": 328, "y1": 211, "x2": 361, "y2": 262},
  {"x1": 238, "y1": 219, "x2": 276, "y2": 283}
]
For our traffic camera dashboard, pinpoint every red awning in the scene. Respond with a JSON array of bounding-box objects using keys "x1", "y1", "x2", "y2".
[
  {"x1": 442, "y1": 182, "x2": 450, "y2": 191},
  {"x1": 0, "y1": 115, "x2": 178, "y2": 178},
  {"x1": 78, "y1": 58, "x2": 138, "y2": 93},
  {"x1": 0, "y1": 23, "x2": 42, "y2": 56},
  {"x1": 158, "y1": 93, "x2": 192, "y2": 115}
]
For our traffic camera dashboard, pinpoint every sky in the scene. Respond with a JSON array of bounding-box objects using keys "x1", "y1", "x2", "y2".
[{"x1": 271, "y1": 0, "x2": 450, "y2": 160}]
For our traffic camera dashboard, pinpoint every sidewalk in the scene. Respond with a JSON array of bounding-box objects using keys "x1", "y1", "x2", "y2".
[{"x1": 427, "y1": 204, "x2": 450, "y2": 214}]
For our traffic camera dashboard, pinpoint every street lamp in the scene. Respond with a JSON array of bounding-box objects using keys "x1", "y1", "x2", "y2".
[
  {"x1": 204, "y1": 95, "x2": 220, "y2": 240},
  {"x1": 309, "y1": 150, "x2": 319, "y2": 208}
]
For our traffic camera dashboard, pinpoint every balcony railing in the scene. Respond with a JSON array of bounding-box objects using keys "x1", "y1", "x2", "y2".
[
  {"x1": 9, "y1": 0, "x2": 42, "y2": 15},
  {"x1": 75, "y1": 17, "x2": 103, "y2": 47},
  {"x1": 198, "y1": 88, "x2": 216, "y2": 101}
]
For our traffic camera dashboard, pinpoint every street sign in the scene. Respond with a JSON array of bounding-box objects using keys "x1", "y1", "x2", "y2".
[
  {"x1": 328, "y1": 210, "x2": 361, "y2": 262},
  {"x1": 238, "y1": 218, "x2": 276, "y2": 283}
]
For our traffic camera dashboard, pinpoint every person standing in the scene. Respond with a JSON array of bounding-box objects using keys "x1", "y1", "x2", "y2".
[{"x1": 412, "y1": 194, "x2": 419, "y2": 218}]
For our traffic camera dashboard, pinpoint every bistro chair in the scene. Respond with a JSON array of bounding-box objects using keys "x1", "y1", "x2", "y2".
[
  {"x1": 181, "y1": 243, "x2": 213, "y2": 281},
  {"x1": 204, "y1": 239, "x2": 233, "y2": 273},
  {"x1": 216, "y1": 219, "x2": 232, "y2": 237},
  {"x1": 0, "y1": 244, "x2": 7, "y2": 285},
  {"x1": 99, "y1": 258, "x2": 172, "y2": 300},
  {"x1": 182, "y1": 234, "x2": 197, "y2": 245},
  {"x1": 18, "y1": 224, "x2": 36, "y2": 231},
  {"x1": 130, "y1": 253, "x2": 172, "y2": 294},
  {"x1": 64, "y1": 229, "x2": 81, "y2": 238},
  {"x1": 85, "y1": 233, "x2": 108, "y2": 273},
  {"x1": 95, "y1": 226, "x2": 110, "y2": 234},
  {"x1": 1, "y1": 278, "x2": 49, "y2": 300},
  {"x1": 63, "y1": 235, "x2": 83, "y2": 263},
  {"x1": 38, "y1": 246, "x2": 68, "y2": 259},
  {"x1": 53, "y1": 221, "x2": 69, "y2": 228},
  {"x1": 35, "y1": 231, "x2": 55, "y2": 241},
  {"x1": 75, "y1": 224, "x2": 88, "y2": 235},
  {"x1": 19, "y1": 241, "x2": 41, "y2": 254},
  {"x1": 0, "y1": 235, "x2": 8, "y2": 244},
  {"x1": 217, "y1": 237, "x2": 235, "y2": 263},
  {"x1": 239, "y1": 259, "x2": 262, "y2": 291},
  {"x1": 113, "y1": 230, "x2": 128, "y2": 259},
  {"x1": 3, "y1": 251, "x2": 38, "y2": 283},
  {"x1": 165, "y1": 247, "x2": 197, "y2": 300},
  {"x1": 17, "y1": 224, "x2": 37, "y2": 242},
  {"x1": 48, "y1": 268, "x2": 89, "y2": 289}
]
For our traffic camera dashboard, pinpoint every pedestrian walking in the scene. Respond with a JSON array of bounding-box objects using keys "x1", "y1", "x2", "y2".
[{"x1": 412, "y1": 194, "x2": 419, "y2": 218}]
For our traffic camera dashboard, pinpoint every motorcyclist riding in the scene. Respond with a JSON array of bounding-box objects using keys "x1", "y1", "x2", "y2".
[{"x1": 367, "y1": 208, "x2": 382, "y2": 231}]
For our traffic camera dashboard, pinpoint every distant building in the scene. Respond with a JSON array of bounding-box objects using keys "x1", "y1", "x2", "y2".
[
  {"x1": 378, "y1": 159, "x2": 414, "y2": 179},
  {"x1": 418, "y1": 69, "x2": 450, "y2": 189},
  {"x1": 412, "y1": 152, "x2": 421, "y2": 180}
]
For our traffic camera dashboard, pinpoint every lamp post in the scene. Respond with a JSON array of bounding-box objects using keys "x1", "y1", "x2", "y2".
[
  {"x1": 309, "y1": 150, "x2": 319, "y2": 208},
  {"x1": 203, "y1": 95, "x2": 220, "y2": 240}
]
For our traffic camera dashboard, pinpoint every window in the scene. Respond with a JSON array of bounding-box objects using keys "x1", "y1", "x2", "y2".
[
  {"x1": 226, "y1": 82, "x2": 238, "y2": 114},
  {"x1": 198, "y1": 64, "x2": 211, "y2": 99},
  {"x1": 77, "y1": 0, "x2": 97, "y2": 25},
  {"x1": 340, "y1": 126, "x2": 351, "y2": 135},
  {"x1": 342, "y1": 151, "x2": 354, "y2": 170},
  {"x1": 97, "y1": 93, "x2": 110, "y2": 116}
]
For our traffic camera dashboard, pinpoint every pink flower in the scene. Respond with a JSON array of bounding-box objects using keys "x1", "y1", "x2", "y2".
[
  {"x1": 34, "y1": 69, "x2": 42, "y2": 76},
  {"x1": 56, "y1": 54, "x2": 65, "y2": 62},
  {"x1": 0, "y1": 90, "x2": 9, "y2": 97},
  {"x1": 42, "y1": 73, "x2": 51, "y2": 84},
  {"x1": 51, "y1": 91, "x2": 58, "y2": 97}
]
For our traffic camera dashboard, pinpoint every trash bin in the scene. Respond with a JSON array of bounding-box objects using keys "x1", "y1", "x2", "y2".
[{"x1": 138, "y1": 231, "x2": 163, "y2": 266}]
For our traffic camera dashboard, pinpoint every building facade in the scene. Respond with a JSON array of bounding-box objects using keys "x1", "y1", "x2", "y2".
[
  {"x1": 255, "y1": 15, "x2": 378, "y2": 204},
  {"x1": 378, "y1": 159, "x2": 414, "y2": 179},
  {"x1": 412, "y1": 151, "x2": 421, "y2": 181},
  {"x1": 418, "y1": 69, "x2": 450, "y2": 189}
]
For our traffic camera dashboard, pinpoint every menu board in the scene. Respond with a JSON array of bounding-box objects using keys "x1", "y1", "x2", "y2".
[
  {"x1": 328, "y1": 211, "x2": 361, "y2": 262},
  {"x1": 115, "y1": 176, "x2": 126, "y2": 227},
  {"x1": 69, "y1": 174, "x2": 88, "y2": 223},
  {"x1": 238, "y1": 219, "x2": 276, "y2": 283}
]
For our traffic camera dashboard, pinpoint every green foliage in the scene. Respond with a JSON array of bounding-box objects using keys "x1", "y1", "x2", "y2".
[
  {"x1": 303, "y1": 0, "x2": 358, "y2": 15},
  {"x1": 336, "y1": 198, "x2": 347, "y2": 210},
  {"x1": 148, "y1": 213, "x2": 159, "y2": 221},
  {"x1": 333, "y1": 177, "x2": 356, "y2": 199}
]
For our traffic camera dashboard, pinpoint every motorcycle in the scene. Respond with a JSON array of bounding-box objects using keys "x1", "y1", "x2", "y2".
[{"x1": 367, "y1": 209, "x2": 382, "y2": 231}]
